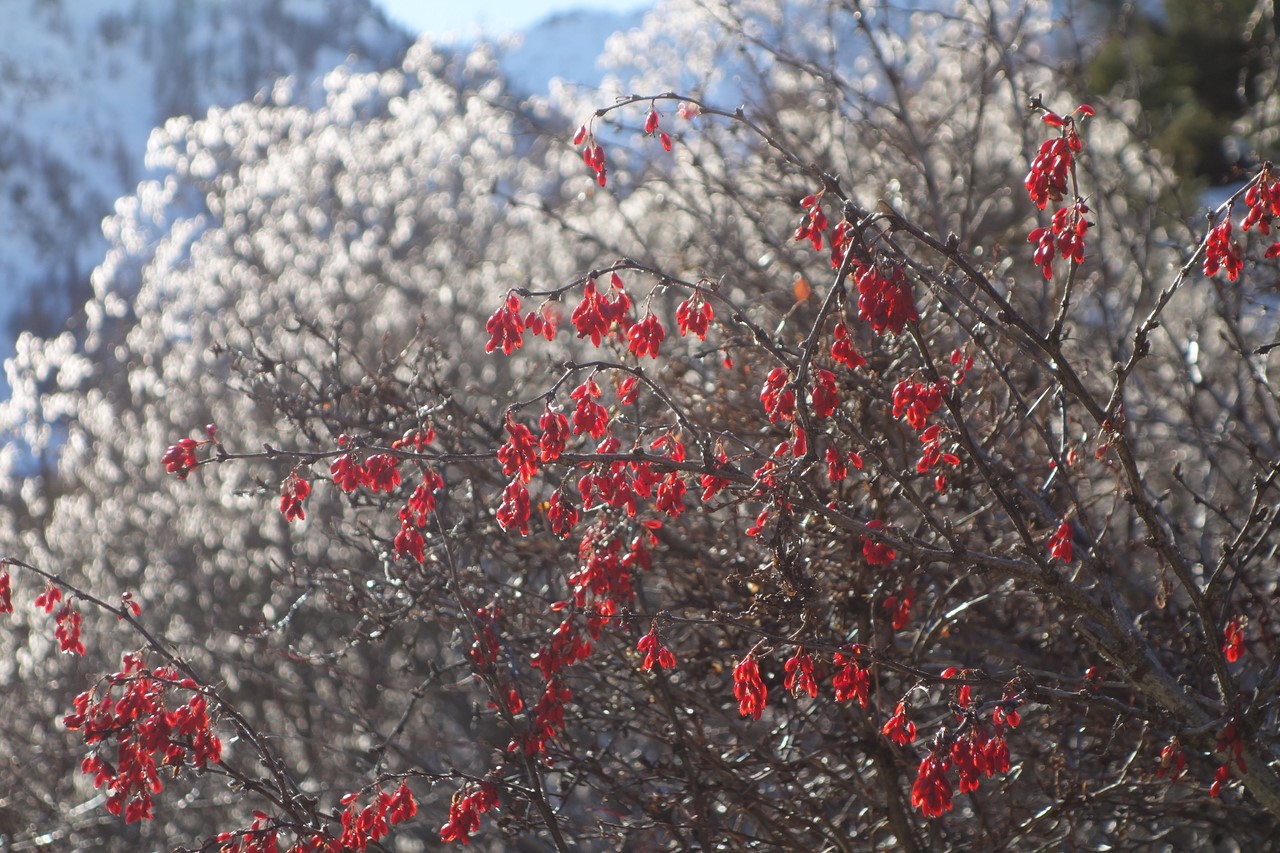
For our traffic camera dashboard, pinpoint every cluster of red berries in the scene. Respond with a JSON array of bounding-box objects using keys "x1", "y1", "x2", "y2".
[
  {"x1": 733, "y1": 654, "x2": 768, "y2": 719},
  {"x1": 1242, "y1": 168, "x2": 1280, "y2": 233},
  {"x1": 1025, "y1": 135, "x2": 1073, "y2": 210},
  {"x1": 891, "y1": 377, "x2": 947, "y2": 430},
  {"x1": 793, "y1": 192, "x2": 854, "y2": 267},
  {"x1": 64, "y1": 654, "x2": 222, "y2": 825},
  {"x1": 855, "y1": 263, "x2": 918, "y2": 334},
  {"x1": 637, "y1": 624, "x2": 677, "y2": 670},
  {"x1": 628, "y1": 311, "x2": 666, "y2": 358},
  {"x1": 1047, "y1": 519, "x2": 1074, "y2": 563},
  {"x1": 861, "y1": 518, "x2": 896, "y2": 566},
  {"x1": 1211, "y1": 721, "x2": 1247, "y2": 798},
  {"x1": 884, "y1": 584, "x2": 915, "y2": 631},
  {"x1": 279, "y1": 472, "x2": 310, "y2": 521},
  {"x1": 793, "y1": 194, "x2": 830, "y2": 252},
  {"x1": 1157, "y1": 737, "x2": 1187, "y2": 782},
  {"x1": 824, "y1": 445, "x2": 864, "y2": 483},
  {"x1": 337, "y1": 783, "x2": 419, "y2": 850},
  {"x1": 328, "y1": 451, "x2": 401, "y2": 494},
  {"x1": 439, "y1": 782, "x2": 499, "y2": 844},
  {"x1": 1028, "y1": 199, "x2": 1092, "y2": 279},
  {"x1": 571, "y1": 275, "x2": 632, "y2": 345},
  {"x1": 1204, "y1": 218, "x2": 1244, "y2": 281},
  {"x1": 217, "y1": 783, "x2": 420, "y2": 852},
  {"x1": 829, "y1": 321, "x2": 866, "y2": 369},
  {"x1": 917, "y1": 424, "x2": 960, "y2": 491},
  {"x1": 1200, "y1": 165, "x2": 1280, "y2": 280},
  {"x1": 643, "y1": 106, "x2": 672, "y2": 151},
  {"x1": 1024, "y1": 104, "x2": 1093, "y2": 279},
  {"x1": 810, "y1": 368, "x2": 839, "y2": 419},
  {"x1": 831, "y1": 647, "x2": 871, "y2": 706},
  {"x1": 574, "y1": 101, "x2": 685, "y2": 187},
  {"x1": 392, "y1": 470, "x2": 445, "y2": 563},
  {"x1": 573, "y1": 125, "x2": 608, "y2": 186},
  {"x1": 1024, "y1": 105, "x2": 1090, "y2": 208},
  {"x1": 1222, "y1": 617, "x2": 1246, "y2": 663},
  {"x1": 760, "y1": 367, "x2": 797, "y2": 424},
  {"x1": 484, "y1": 295, "x2": 559, "y2": 355},
  {"x1": 783, "y1": 649, "x2": 819, "y2": 698},
  {"x1": 161, "y1": 425, "x2": 219, "y2": 479},
  {"x1": 675, "y1": 294, "x2": 713, "y2": 338},
  {"x1": 883, "y1": 701, "x2": 917, "y2": 745}
]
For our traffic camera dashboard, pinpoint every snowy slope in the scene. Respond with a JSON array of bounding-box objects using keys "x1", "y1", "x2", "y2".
[
  {"x1": 0, "y1": 0, "x2": 410, "y2": 367},
  {"x1": 495, "y1": 7, "x2": 648, "y2": 94},
  {"x1": 0, "y1": 0, "x2": 654, "y2": 401}
]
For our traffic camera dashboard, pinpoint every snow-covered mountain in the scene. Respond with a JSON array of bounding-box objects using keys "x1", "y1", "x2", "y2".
[
  {"x1": 495, "y1": 7, "x2": 647, "y2": 94},
  {"x1": 0, "y1": 0, "x2": 411, "y2": 367},
  {"x1": 0, "y1": 0, "x2": 654, "y2": 399}
]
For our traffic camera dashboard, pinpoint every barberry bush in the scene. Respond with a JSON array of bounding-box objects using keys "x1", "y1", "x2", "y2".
[{"x1": 2, "y1": 0, "x2": 1280, "y2": 849}]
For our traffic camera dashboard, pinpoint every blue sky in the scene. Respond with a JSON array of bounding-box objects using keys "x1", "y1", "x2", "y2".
[{"x1": 379, "y1": 0, "x2": 647, "y2": 38}]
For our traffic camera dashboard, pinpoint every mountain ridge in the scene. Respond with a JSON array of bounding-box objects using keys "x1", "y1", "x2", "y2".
[
  {"x1": 0, "y1": 0, "x2": 411, "y2": 361},
  {"x1": 0, "y1": 0, "x2": 648, "y2": 398}
]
